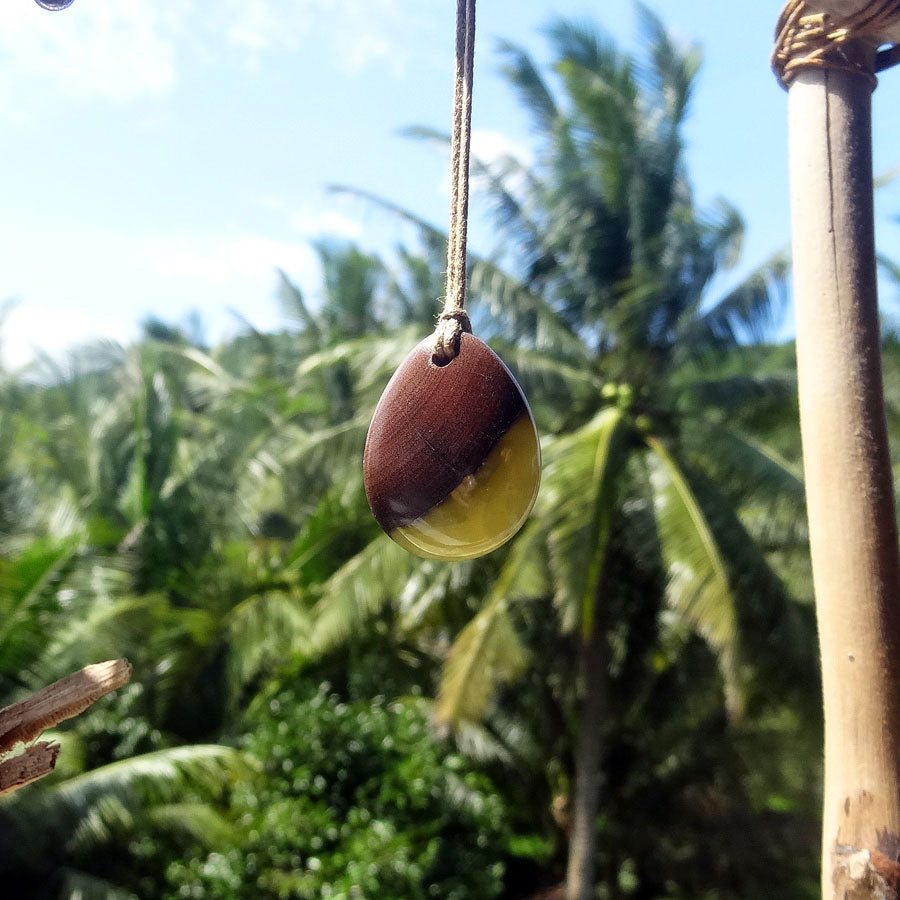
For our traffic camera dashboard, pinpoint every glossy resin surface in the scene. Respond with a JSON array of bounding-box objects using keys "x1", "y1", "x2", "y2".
[{"x1": 364, "y1": 334, "x2": 540, "y2": 560}]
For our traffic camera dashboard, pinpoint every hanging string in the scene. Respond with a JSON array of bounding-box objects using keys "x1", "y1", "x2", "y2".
[
  {"x1": 772, "y1": 0, "x2": 900, "y2": 90},
  {"x1": 433, "y1": 0, "x2": 476, "y2": 366}
]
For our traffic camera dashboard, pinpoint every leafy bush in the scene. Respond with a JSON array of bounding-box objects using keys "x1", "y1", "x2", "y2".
[{"x1": 161, "y1": 685, "x2": 510, "y2": 900}]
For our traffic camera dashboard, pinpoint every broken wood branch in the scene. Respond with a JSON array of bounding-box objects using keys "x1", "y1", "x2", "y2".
[{"x1": 0, "y1": 659, "x2": 132, "y2": 796}]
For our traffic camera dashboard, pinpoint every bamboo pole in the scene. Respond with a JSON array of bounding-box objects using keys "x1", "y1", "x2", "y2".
[{"x1": 786, "y1": 42, "x2": 900, "y2": 898}]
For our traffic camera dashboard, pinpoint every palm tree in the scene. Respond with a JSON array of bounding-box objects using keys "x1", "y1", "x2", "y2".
[
  {"x1": 315, "y1": 9, "x2": 817, "y2": 899},
  {"x1": 4, "y1": 240, "x2": 423, "y2": 736},
  {"x1": 0, "y1": 243, "x2": 501, "y2": 895},
  {"x1": 0, "y1": 330, "x2": 304, "y2": 894},
  {"x1": 0, "y1": 506, "x2": 251, "y2": 898}
]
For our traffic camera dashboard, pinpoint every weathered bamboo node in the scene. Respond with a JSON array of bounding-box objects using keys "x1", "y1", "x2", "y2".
[{"x1": 773, "y1": 2, "x2": 900, "y2": 898}]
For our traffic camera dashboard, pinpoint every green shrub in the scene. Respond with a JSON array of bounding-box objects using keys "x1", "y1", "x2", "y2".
[{"x1": 162, "y1": 684, "x2": 510, "y2": 900}]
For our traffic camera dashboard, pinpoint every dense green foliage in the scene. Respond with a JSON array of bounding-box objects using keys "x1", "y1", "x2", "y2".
[
  {"x1": 8, "y1": 7, "x2": 900, "y2": 899},
  {"x1": 162, "y1": 686, "x2": 512, "y2": 900}
]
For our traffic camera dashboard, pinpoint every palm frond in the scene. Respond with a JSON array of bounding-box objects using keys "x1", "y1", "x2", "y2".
[
  {"x1": 277, "y1": 269, "x2": 322, "y2": 344},
  {"x1": 435, "y1": 598, "x2": 527, "y2": 727},
  {"x1": 487, "y1": 340, "x2": 599, "y2": 432},
  {"x1": 634, "y1": 2, "x2": 702, "y2": 128},
  {"x1": 0, "y1": 745, "x2": 252, "y2": 866},
  {"x1": 30, "y1": 594, "x2": 162, "y2": 687},
  {"x1": 60, "y1": 870, "x2": 139, "y2": 900},
  {"x1": 470, "y1": 260, "x2": 589, "y2": 358},
  {"x1": 694, "y1": 248, "x2": 790, "y2": 346},
  {"x1": 281, "y1": 485, "x2": 374, "y2": 584},
  {"x1": 649, "y1": 430, "x2": 812, "y2": 716},
  {"x1": 403, "y1": 125, "x2": 549, "y2": 267},
  {"x1": 681, "y1": 372, "x2": 796, "y2": 413},
  {"x1": 154, "y1": 344, "x2": 236, "y2": 390},
  {"x1": 542, "y1": 407, "x2": 629, "y2": 634},
  {"x1": 277, "y1": 418, "x2": 370, "y2": 487},
  {"x1": 435, "y1": 527, "x2": 544, "y2": 725},
  {"x1": 144, "y1": 801, "x2": 236, "y2": 847},
  {"x1": 326, "y1": 186, "x2": 447, "y2": 256},
  {"x1": 48, "y1": 745, "x2": 252, "y2": 810},
  {"x1": 66, "y1": 793, "x2": 135, "y2": 854},
  {"x1": 315, "y1": 241, "x2": 385, "y2": 339},
  {"x1": 226, "y1": 591, "x2": 312, "y2": 694},
  {"x1": 879, "y1": 251, "x2": 900, "y2": 287},
  {"x1": 0, "y1": 538, "x2": 79, "y2": 688},
  {"x1": 310, "y1": 536, "x2": 421, "y2": 654},
  {"x1": 65, "y1": 796, "x2": 235, "y2": 856},
  {"x1": 496, "y1": 38, "x2": 559, "y2": 132},
  {"x1": 546, "y1": 17, "x2": 625, "y2": 81},
  {"x1": 697, "y1": 199, "x2": 746, "y2": 274},
  {"x1": 489, "y1": 342, "x2": 598, "y2": 389},
  {"x1": 684, "y1": 420, "x2": 804, "y2": 504},
  {"x1": 293, "y1": 328, "x2": 418, "y2": 385},
  {"x1": 645, "y1": 437, "x2": 741, "y2": 713},
  {"x1": 875, "y1": 164, "x2": 900, "y2": 189}
]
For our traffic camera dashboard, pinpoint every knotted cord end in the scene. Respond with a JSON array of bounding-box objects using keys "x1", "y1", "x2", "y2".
[{"x1": 432, "y1": 309, "x2": 472, "y2": 366}]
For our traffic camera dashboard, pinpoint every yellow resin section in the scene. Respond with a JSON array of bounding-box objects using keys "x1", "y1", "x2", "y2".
[{"x1": 390, "y1": 415, "x2": 541, "y2": 560}]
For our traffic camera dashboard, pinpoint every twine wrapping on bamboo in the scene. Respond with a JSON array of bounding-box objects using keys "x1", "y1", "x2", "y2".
[
  {"x1": 433, "y1": 0, "x2": 476, "y2": 366},
  {"x1": 773, "y1": 0, "x2": 900, "y2": 89}
]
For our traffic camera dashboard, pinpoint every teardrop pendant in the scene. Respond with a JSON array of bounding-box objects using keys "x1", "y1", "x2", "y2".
[{"x1": 364, "y1": 333, "x2": 540, "y2": 560}]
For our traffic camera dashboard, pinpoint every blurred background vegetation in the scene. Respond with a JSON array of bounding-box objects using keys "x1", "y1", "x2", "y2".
[{"x1": 2, "y1": 8, "x2": 900, "y2": 900}]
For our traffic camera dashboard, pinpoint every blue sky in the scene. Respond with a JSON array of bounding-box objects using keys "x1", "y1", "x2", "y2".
[{"x1": 1, "y1": 0, "x2": 899, "y2": 367}]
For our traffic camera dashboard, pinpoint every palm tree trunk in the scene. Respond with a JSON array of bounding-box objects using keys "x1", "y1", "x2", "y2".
[
  {"x1": 566, "y1": 618, "x2": 607, "y2": 900},
  {"x1": 787, "y1": 58, "x2": 900, "y2": 897}
]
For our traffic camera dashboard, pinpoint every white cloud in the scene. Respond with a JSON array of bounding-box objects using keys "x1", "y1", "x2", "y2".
[
  {"x1": 140, "y1": 233, "x2": 317, "y2": 288},
  {"x1": 0, "y1": 0, "x2": 431, "y2": 112},
  {"x1": 0, "y1": 219, "x2": 326, "y2": 364},
  {"x1": 221, "y1": 0, "x2": 426, "y2": 73},
  {"x1": 252, "y1": 195, "x2": 365, "y2": 241},
  {"x1": 0, "y1": 1, "x2": 182, "y2": 105},
  {"x1": 224, "y1": 0, "x2": 305, "y2": 54},
  {"x1": 2, "y1": 302, "x2": 133, "y2": 370},
  {"x1": 289, "y1": 209, "x2": 363, "y2": 240},
  {"x1": 471, "y1": 129, "x2": 533, "y2": 169}
]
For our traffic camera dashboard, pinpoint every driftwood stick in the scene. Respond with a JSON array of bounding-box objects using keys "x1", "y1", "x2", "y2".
[
  {"x1": 0, "y1": 659, "x2": 132, "y2": 796},
  {"x1": 0, "y1": 659, "x2": 132, "y2": 753}
]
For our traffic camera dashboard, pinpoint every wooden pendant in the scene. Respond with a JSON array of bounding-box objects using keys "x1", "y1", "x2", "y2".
[{"x1": 364, "y1": 333, "x2": 540, "y2": 560}]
